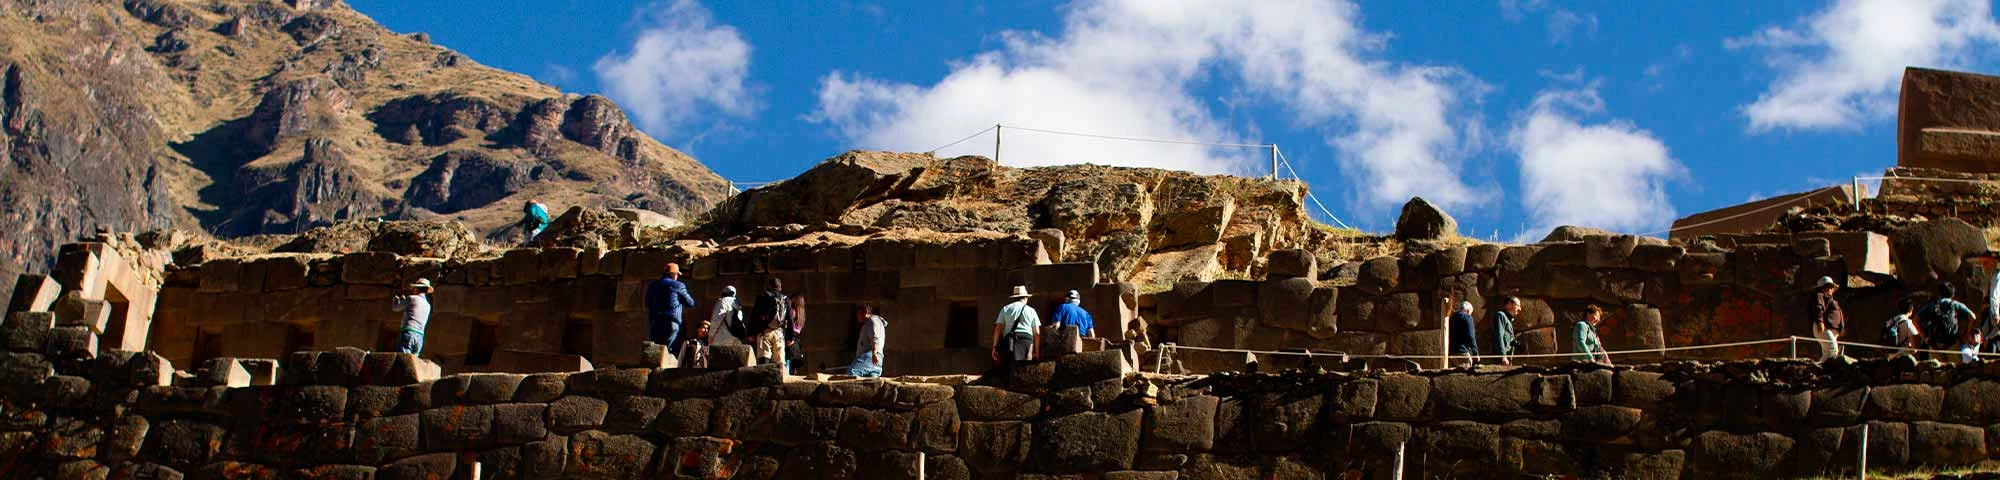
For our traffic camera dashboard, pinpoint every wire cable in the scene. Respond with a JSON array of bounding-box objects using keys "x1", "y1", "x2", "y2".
[
  {"x1": 924, "y1": 125, "x2": 998, "y2": 155},
  {"x1": 1274, "y1": 148, "x2": 1354, "y2": 230},
  {"x1": 1001, "y1": 124, "x2": 1271, "y2": 149}
]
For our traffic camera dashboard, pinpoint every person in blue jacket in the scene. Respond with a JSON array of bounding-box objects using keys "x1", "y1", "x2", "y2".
[
  {"x1": 1049, "y1": 290, "x2": 1096, "y2": 337},
  {"x1": 645, "y1": 263, "x2": 697, "y2": 352}
]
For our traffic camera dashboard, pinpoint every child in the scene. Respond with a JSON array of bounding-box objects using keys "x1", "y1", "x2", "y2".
[{"x1": 678, "y1": 319, "x2": 711, "y2": 368}]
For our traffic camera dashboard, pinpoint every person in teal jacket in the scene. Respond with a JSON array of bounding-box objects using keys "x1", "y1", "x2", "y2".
[
  {"x1": 1574, "y1": 304, "x2": 1611, "y2": 365},
  {"x1": 1493, "y1": 296, "x2": 1521, "y2": 365},
  {"x1": 520, "y1": 201, "x2": 550, "y2": 243}
]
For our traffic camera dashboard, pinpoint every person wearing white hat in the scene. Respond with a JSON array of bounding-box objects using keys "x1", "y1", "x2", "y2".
[
  {"x1": 1810, "y1": 276, "x2": 1845, "y2": 361},
  {"x1": 1444, "y1": 296, "x2": 1478, "y2": 367},
  {"x1": 991, "y1": 285, "x2": 1042, "y2": 366},
  {"x1": 392, "y1": 278, "x2": 434, "y2": 355}
]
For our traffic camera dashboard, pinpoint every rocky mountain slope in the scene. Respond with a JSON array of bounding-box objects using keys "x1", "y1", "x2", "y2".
[{"x1": 0, "y1": 0, "x2": 732, "y2": 293}]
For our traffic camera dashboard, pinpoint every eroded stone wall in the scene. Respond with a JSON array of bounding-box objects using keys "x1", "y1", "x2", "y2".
[
  {"x1": 144, "y1": 234, "x2": 1134, "y2": 376},
  {"x1": 1148, "y1": 231, "x2": 1956, "y2": 373},
  {"x1": 6, "y1": 334, "x2": 2000, "y2": 479}
]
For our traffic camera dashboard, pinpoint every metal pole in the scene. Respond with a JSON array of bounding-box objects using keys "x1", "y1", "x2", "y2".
[
  {"x1": 1155, "y1": 344, "x2": 1170, "y2": 373},
  {"x1": 1852, "y1": 176, "x2": 1863, "y2": 212},
  {"x1": 1392, "y1": 441, "x2": 1406, "y2": 480},
  {"x1": 994, "y1": 124, "x2": 1002, "y2": 164},
  {"x1": 1789, "y1": 337, "x2": 1797, "y2": 359},
  {"x1": 1439, "y1": 305, "x2": 1451, "y2": 370},
  {"x1": 917, "y1": 451, "x2": 926, "y2": 479},
  {"x1": 1270, "y1": 145, "x2": 1280, "y2": 180}
]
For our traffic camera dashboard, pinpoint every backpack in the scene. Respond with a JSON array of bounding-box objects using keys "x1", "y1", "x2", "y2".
[
  {"x1": 750, "y1": 291, "x2": 789, "y2": 335},
  {"x1": 1882, "y1": 315, "x2": 1907, "y2": 347},
  {"x1": 723, "y1": 303, "x2": 748, "y2": 340},
  {"x1": 1920, "y1": 299, "x2": 1961, "y2": 344}
]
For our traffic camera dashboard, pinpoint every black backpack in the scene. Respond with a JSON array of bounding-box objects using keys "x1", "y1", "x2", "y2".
[
  {"x1": 723, "y1": 304, "x2": 748, "y2": 340},
  {"x1": 1882, "y1": 316, "x2": 1907, "y2": 347},
  {"x1": 749, "y1": 291, "x2": 788, "y2": 335},
  {"x1": 1920, "y1": 299, "x2": 1961, "y2": 344}
]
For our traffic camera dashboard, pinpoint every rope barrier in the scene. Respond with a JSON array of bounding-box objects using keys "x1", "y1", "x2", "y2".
[
  {"x1": 1274, "y1": 148, "x2": 1355, "y2": 230},
  {"x1": 1818, "y1": 337, "x2": 2000, "y2": 358},
  {"x1": 1148, "y1": 334, "x2": 2000, "y2": 373},
  {"x1": 924, "y1": 125, "x2": 998, "y2": 155}
]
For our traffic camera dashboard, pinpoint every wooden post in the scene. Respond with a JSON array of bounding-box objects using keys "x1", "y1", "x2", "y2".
[
  {"x1": 1439, "y1": 304, "x2": 1452, "y2": 370},
  {"x1": 1858, "y1": 423, "x2": 1869, "y2": 479},
  {"x1": 1392, "y1": 441, "x2": 1406, "y2": 480}
]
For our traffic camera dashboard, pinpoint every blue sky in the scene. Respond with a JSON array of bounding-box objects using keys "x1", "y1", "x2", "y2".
[{"x1": 348, "y1": 0, "x2": 2000, "y2": 241}]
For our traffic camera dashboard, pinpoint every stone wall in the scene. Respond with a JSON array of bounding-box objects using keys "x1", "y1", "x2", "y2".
[
  {"x1": 1147, "y1": 230, "x2": 1960, "y2": 373},
  {"x1": 7, "y1": 324, "x2": 2000, "y2": 479},
  {"x1": 137, "y1": 233, "x2": 1133, "y2": 376}
]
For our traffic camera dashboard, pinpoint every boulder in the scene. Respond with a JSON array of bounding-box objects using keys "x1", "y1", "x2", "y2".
[
  {"x1": 1893, "y1": 218, "x2": 1987, "y2": 286},
  {"x1": 1265, "y1": 249, "x2": 1316, "y2": 279},
  {"x1": 1540, "y1": 225, "x2": 1615, "y2": 243},
  {"x1": 1691, "y1": 431, "x2": 1794, "y2": 479},
  {"x1": 1394, "y1": 197, "x2": 1457, "y2": 241}
]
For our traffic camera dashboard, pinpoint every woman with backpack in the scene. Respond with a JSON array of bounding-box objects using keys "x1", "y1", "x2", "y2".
[{"x1": 1920, "y1": 283, "x2": 1979, "y2": 362}]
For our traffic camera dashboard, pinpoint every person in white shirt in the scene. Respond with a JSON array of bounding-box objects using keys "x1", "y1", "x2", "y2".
[
  {"x1": 709, "y1": 286, "x2": 745, "y2": 347},
  {"x1": 850, "y1": 305, "x2": 887, "y2": 377},
  {"x1": 1887, "y1": 298, "x2": 1924, "y2": 358},
  {"x1": 391, "y1": 279, "x2": 433, "y2": 355},
  {"x1": 990, "y1": 286, "x2": 1041, "y2": 365}
]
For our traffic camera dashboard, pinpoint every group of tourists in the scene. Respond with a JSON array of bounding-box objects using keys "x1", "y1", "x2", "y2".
[{"x1": 1444, "y1": 294, "x2": 1613, "y2": 367}]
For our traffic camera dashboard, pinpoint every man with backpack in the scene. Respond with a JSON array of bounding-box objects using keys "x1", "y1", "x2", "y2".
[
  {"x1": 748, "y1": 277, "x2": 790, "y2": 371},
  {"x1": 645, "y1": 263, "x2": 697, "y2": 354},
  {"x1": 1920, "y1": 283, "x2": 1979, "y2": 362},
  {"x1": 1884, "y1": 298, "x2": 1923, "y2": 358},
  {"x1": 990, "y1": 286, "x2": 1042, "y2": 366},
  {"x1": 1809, "y1": 277, "x2": 1846, "y2": 361}
]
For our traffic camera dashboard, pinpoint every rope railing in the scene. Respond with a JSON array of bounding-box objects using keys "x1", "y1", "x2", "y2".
[{"x1": 1148, "y1": 335, "x2": 2000, "y2": 373}]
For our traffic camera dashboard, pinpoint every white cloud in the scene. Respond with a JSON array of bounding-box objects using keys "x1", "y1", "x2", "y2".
[
  {"x1": 1729, "y1": 0, "x2": 2000, "y2": 132},
  {"x1": 594, "y1": 0, "x2": 758, "y2": 136},
  {"x1": 1545, "y1": 10, "x2": 1598, "y2": 44},
  {"x1": 1512, "y1": 83, "x2": 1685, "y2": 241},
  {"x1": 808, "y1": 0, "x2": 1489, "y2": 209},
  {"x1": 1500, "y1": 0, "x2": 1597, "y2": 45}
]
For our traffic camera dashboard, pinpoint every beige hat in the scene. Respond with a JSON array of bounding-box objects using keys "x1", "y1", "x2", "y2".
[
  {"x1": 410, "y1": 278, "x2": 433, "y2": 290},
  {"x1": 1815, "y1": 276, "x2": 1836, "y2": 289},
  {"x1": 1008, "y1": 285, "x2": 1032, "y2": 299}
]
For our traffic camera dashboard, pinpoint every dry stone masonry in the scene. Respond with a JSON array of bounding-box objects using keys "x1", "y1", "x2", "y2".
[{"x1": 7, "y1": 322, "x2": 2000, "y2": 479}]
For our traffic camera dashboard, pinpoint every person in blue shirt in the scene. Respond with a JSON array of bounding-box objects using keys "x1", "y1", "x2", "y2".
[
  {"x1": 1048, "y1": 290, "x2": 1096, "y2": 337},
  {"x1": 1446, "y1": 298, "x2": 1478, "y2": 366},
  {"x1": 520, "y1": 201, "x2": 550, "y2": 243},
  {"x1": 644, "y1": 263, "x2": 697, "y2": 352}
]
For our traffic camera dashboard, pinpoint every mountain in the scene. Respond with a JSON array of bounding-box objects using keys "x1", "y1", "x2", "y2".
[{"x1": 0, "y1": 0, "x2": 733, "y2": 292}]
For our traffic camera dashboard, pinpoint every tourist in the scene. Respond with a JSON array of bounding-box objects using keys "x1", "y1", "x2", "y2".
[
  {"x1": 991, "y1": 285, "x2": 1042, "y2": 366},
  {"x1": 391, "y1": 278, "x2": 433, "y2": 355},
  {"x1": 1049, "y1": 290, "x2": 1095, "y2": 337},
  {"x1": 785, "y1": 293, "x2": 809, "y2": 375},
  {"x1": 1810, "y1": 276, "x2": 1845, "y2": 361},
  {"x1": 1446, "y1": 298, "x2": 1478, "y2": 366},
  {"x1": 1920, "y1": 283, "x2": 1977, "y2": 361},
  {"x1": 710, "y1": 286, "x2": 745, "y2": 347},
  {"x1": 1574, "y1": 305, "x2": 1612, "y2": 366},
  {"x1": 644, "y1": 263, "x2": 697, "y2": 352},
  {"x1": 749, "y1": 277, "x2": 790, "y2": 370},
  {"x1": 1885, "y1": 298, "x2": 1923, "y2": 358},
  {"x1": 677, "y1": 319, "x2": 710, "y2": 368},
  {"x1": 1989, "y1": 270, "x2": 2000, "y2": 352},
  {"x1": 520, "y1": 201, "x2": 550, "y2": 243},
  {"x1": 1493, "y1": 296, "x2": 1522, "y2": 366},
  {"x1": 850, "y1": 305, "x2": 887, "y2": 377}
]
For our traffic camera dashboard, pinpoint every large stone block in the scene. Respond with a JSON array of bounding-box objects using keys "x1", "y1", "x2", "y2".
[
  {"x1": 1798, "y1": 231, "x2": 1892, "y2": 276},
  {"x1": 1678, "y1": 253, "x2": 1728, "y2": 286},
  {"x1": 959, "y1": 421, "x2": 1032, "y2": 474},
  {"x1": 1143, "y1": 395, "x2": 1217, "y2": 452},
  {"x1": 6, "y1": 274, "x2": 60, "y2": 313},
  {"x1": 421, "y1": 404, "x2": 496, "y2": 450},
  {"x1": 146, "y1": 420, "x2": 225, "y2": 465},
  {"x1": 1691, "y1": 431, "x2": 1794, "y2": 479},
  {"x1": 1911, "y1": 421, "x2": 1986, "y2": 467},
  {"x1": 564, "y1": 431, "x2": 655, "y2": 479},
  {"x1": 957, "y1": 386, "x2": 1043, "y2": 420},
  {"x1": 1892, "y1": 218, "x2": 1986, "y2": 287},
  {"x1": 341, "y1": 252, "x2": 402, "y2": 285},
  {"x1": 1033, "y1": 410, "x2": 1142, "y2": 473},
  {"x1": 1255, "y1": 277, "x2": 1315, "y2": 334},
  {"x1": 3, "y1": 311, "x2": 54, "y2": 351},
  {"x1": 1378, "y1": 374, "x2": 1430, "y2": 420},
  {"x1": 1433, "y1": 373, "x2": 1535, "y2": 419},
  {"x1": 1812, "y1": 386, "x2": 1869, "y2": 426},
  {"x1": 548, "y1": 396, "x2": 608, "y2": 434},
  {"x1": 1266, "y1": 249, "x2": 1316, "y2": 279},
  {"x1": 355, "y1": 414, "x2": 420, "y2": 464},
  {"x1": 1585, "y1": 235, "x2": 1640, "y2": 269},
  {"x1": 1614, "y1": 371, "x2": 1674, "y2": 410},
  {"x1": 1355, "y1": 257, "x2": 1400, "y2": 295},
  {"x1": 1866, "y1": 384, "x2": 1943, "y2": 421},
  {"x1": 1898, "y1": 67, "x2": 2000, "y2": 172},
  {"x1": 1025, "y1": 263, "x2": 1100, "y2": 292}
]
